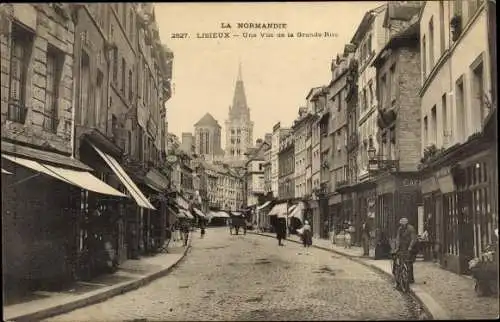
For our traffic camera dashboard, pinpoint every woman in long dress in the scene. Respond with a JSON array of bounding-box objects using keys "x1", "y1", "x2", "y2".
[{"x1": 302, "y1": 220, "x2": 312, "y2": 248}]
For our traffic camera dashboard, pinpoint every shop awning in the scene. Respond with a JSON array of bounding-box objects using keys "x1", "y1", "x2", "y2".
[
  {"x1": 2, "y1": 155, "x2": 127, "y2": 197},
  {"x1": 2, "y1": 168, "x2": 12, "y2": 174},
  {"x1": 181, "y1": 209, "x2": 194, "y2": 219},
  {"x1": 176, "y1": 195, "x2": 190, "y2": 210},
  {"x1": 267, "y1": 203, "x2": 288, "y2": 218},
  {"x1": 144, "y1": 168, "x2": 169, "y2": 192},
  {"x1": 91, "y1": 144, "x2": 155, "y2": 210},
  {"x1": 288, "y1": 204, "x2": 297, "y2": 213},
  {"x1": 214, "y1": 211, "x2": 230, "y2": 218},
  {"x1": 290, "y1": 202, "x2": 305, "y2": 222},
  {"x1": 193, "y1": 207, "x2": 206, "y2": 218},
  {"x1": 257, "y1": 201, "x2": 271, "y2": 210},
  {"x1": 231, "y1": 211, "x2": 243, "y2": 217}
]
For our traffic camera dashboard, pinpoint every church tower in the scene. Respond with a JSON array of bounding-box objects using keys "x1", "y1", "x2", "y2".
[{"x1": 225, "y1": 63, "x2": 254, "y2": 164}]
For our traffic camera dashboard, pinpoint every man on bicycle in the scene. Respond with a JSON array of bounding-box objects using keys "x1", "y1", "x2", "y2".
[{"x1": 395, "y1": 217, "x2": 417, "y2": 284}]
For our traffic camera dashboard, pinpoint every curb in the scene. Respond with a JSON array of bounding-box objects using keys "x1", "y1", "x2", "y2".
[
  {"x1": 249, "y1": 232, "x2": 447, "y2": 320},
  {"x1": 7, "y1": 235, "x2": 193, "y2": 322}
]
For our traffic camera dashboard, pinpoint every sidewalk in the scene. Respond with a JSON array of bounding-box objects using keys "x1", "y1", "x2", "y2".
[
  {"x1": 3, "y1": 237, "x2": 192, "y2": 322},
  {"x1": 251, "y1": 231, "x2": 499, "y2": 320}
]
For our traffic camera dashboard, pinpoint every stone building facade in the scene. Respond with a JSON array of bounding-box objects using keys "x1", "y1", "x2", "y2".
[
  {"x1": 372, "y1": 12, "x2": 422, "y2": 248},
  {"x1": 418, "y1": 0, "x2": 497, "y2": 274},
  {"x1": 1, "y1": 3, "x2": 80, "y2": 290}
]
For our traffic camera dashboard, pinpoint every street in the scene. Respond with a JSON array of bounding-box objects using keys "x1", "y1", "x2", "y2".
[{"x1": 47, "y1": 228, "x2": 423, "y2": 321}]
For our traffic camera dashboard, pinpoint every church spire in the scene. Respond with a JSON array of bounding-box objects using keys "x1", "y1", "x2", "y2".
[
  {"x1": 229, "y1": 63, "x2": 249, "y2": 120},
  {"x1": 237, "y1": 60, "x2": 242, "y2": 81}
]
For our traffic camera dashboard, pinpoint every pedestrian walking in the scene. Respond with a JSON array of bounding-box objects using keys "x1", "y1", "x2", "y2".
[
  {"x1": 276, "y1": 217, "x2": 286, "y2": 246},
  {"x1": 361, "y1": 220, "x2": 370, "y2": 256},
  {"x1": 200, "y1": 220, "x2": 206, "y2": 238},
  {"x1": 302, "y1": 220, "x2": 312, "y2": 248},
  {"x1": 182, "y1": 221, "x2": 189, "y2": 246}
]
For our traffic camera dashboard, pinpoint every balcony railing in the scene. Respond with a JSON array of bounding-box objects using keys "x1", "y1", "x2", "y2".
[
  {"x1": 336, "y1": 179, "x2": 349, "y2": 189},
  {"x1": 7, "y1": 103, "x2": 28, "y2": 124},
  {"x1": 43, "y1": 113, "x2": 60, "y2": 133},
  {"x1": 368, "y1": 155, "x2": 399, "y2": 173}
]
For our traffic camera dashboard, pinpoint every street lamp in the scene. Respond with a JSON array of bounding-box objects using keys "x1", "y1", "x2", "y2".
[{"x1": 368, "y1": 145, "x2": 377, "y2": 160}]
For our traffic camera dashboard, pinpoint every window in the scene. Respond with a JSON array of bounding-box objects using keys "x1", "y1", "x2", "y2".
[
  {"x1": 423, "y1": 116, "x2": 428, "y2": 147},
  {"x1": 389, "y1": 64, "x2": 396, "y2": 104},
  {"x1": 368, "y1": 82, "x2": 374, "y2": 106},
  {"x1": 429, "y1": 17, "x2": 435, "y2": 68},
  {"x1": 80, "y1": 52, "x2": 90, "y2": 126},
  {"x1": 367, "y1": 34, "x2": 372, "y2": 56},
  {"x1": 8, "y1": 24, "x2": 33, "y2": 123},
  {"x1": 121, "y1": 58, "x2": 126, "y2": 94},
  {"x1": 439, "y1": 1, "x2": 445, "y2": 54},
  {"x1": 127, "y1": 131, "x2": 132, "y2": 155},
  {"x1": 455, "y1": 76, "x2": 466, "y2": 141},
  {"x1": 44, "y1": 47, "x2": 62, "y2": 133},
  {"x1": 468, "y1": 0, "x2": 481, "y2": 17},
  {"x1": 431, "y1": 106, "x2": 437, "y2": 144},
  {"x1": 471, "y1": 59, "x2": 487, "y2": 123},
  {"x1": 422, "y1": 36, "x2": 427, "y2": 78},
  {"x1": 128, "y1": 70, "x2": 133, "y2": 101},
  {"x1": 380, "y1": 74, "x2": 386, "y2": 108},
  {"x1": 112, "y1": 47, "x2": 118, "y2": 84},
  {"x1": 454, "y1": 0, "x2": 463, "y2": 16},
  {"x1": 362, "y1": 88, "x2": 367, "y2": 111},
  {"x1": 129, "y1": 10, "x2": 134, "y2": 42},
  {"x1": 442, "y1": 93, "x2": 448, "y2": 138},
  {"x1": 96, "y1": 70, "x2": 103, "y2": 127}
]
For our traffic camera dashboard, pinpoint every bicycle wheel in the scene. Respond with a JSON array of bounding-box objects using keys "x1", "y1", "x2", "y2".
[{"x1": 400, "y1": 263, "x2": 410, "y2": 293}]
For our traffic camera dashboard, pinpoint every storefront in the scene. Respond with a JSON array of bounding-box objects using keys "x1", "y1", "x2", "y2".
[
  {"x1": 353, "y1": 181, "x2": 377, "y2": 248},
  {"x1": 1, "y1": 141, "x2": 127, "y2": 289},
  {"x1": 327, "y1": 194, "x2": 342, "y2": 235},
  {"x1": 419, "y1": 129, "x2": 497, "y2": 274},
  {"x1": 375, "y1": 172, "x2": 421, "y2": 247}
]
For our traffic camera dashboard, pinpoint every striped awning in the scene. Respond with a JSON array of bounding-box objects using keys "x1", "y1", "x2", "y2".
[
  {"x1": 290, "y1": 202, "x2": 305, "y2": 222},
  {"x1": 1, "y1": 168, "x2": 12, "y2": 174},
  {"x1": 193, "y1": 207, "x2": 206, "y2": 218},
  {"x1": 91, "y1": 144, "x2": 155, "y2": 210},
  {"x1": 257, "y1": 201, "x2": 271, "y2": 210},
  {"x1": 267, "y1": 203, "x2": 288, "y2": 218},
  {"x1": 1, "y1": 155, "x2": 126, "y2": 197},
  {"x1": 215, "y1": 211, "x2": 230, "y2": 218},
  {"x1": 181, "y1": 209, "x2": 194, "y2": 219}
]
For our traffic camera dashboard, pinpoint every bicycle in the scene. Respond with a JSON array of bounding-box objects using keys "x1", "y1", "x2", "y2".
[{"x1": 392, "y1": 251, "x2": 411, "y2": 293}]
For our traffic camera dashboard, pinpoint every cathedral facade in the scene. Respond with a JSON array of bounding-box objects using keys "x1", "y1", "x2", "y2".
[{"x1": 224, "y1": 64, "x2": 254, "y2": 165}]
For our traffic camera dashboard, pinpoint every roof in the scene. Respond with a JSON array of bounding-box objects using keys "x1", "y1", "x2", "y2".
[
  {"x1": 195, "y1": 113, "x2": 220, "y2": 127},
  {"x1": 383, "y1": 2, "x2": 422, "y2": 27},
  {"x1": 372, "y1": 20, "x2": 420, "y2": 68},
  {"x1": 305, "y1": 86, "x2": 323, "y2": 100},
  {"x1": 351, "y1": 4, "x2": 387, "y2": 45}
]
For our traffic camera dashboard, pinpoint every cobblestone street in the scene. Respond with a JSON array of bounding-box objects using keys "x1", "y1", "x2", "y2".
[{"x1": 48, "y1": 228, "x2": 421, "y2": 321}]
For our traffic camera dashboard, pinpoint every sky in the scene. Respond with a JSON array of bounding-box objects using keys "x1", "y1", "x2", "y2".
[{"x1": 154, "y1": 2, "x2": 384, "y2": 148}]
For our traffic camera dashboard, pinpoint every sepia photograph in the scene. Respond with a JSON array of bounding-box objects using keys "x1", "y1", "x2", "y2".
[{"x1": 1, "y1": 1, "x2": 498, "y2": 321}]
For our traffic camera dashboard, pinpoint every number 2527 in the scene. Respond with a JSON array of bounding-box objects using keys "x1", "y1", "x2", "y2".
[{"x1": 171, "y1": 33, "x2": 188, "y2": 39}]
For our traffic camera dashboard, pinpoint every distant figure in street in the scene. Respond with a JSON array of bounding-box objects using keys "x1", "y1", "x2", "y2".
[
  {"x1": 395, "y1": 217, "x2": 417, "y2": 284},
  {"x1": 181, "y1": 221, "x2": 190, "y2": 246},
  {"x1": 302, "y1": 220, "x2": 312, "y2": 248},
  {"x1": 344, "y1": 221, "x2": 353, "y2": 249},
  {"x1": 361, "y1": 220, "x2": 370, "y2": 256},
  {"x1": 200, "y1": 220, "x2": 206, "y2": 238},
  {"x1": 276, "y1": 218, "x2": 287, "y2": 246}
]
